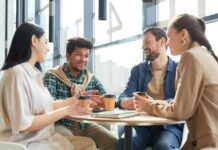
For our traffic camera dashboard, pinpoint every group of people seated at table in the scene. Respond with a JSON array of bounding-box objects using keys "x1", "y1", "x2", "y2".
[{"x1": 0, "y1": 13, "x2": 218, "y2": 150}]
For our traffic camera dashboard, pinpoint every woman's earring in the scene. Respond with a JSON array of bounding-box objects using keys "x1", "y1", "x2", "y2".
[
  {"x1": 180, "y1": 39, "x2": 186, "y2": 45},
  {"x1": 35, "y1": 45, "x2": 38, "y2": 50}
]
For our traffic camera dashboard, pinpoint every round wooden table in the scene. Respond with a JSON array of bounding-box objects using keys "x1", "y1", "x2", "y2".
[{"x1": 69, "y1": 112, "x2": 183, "y2": 150}]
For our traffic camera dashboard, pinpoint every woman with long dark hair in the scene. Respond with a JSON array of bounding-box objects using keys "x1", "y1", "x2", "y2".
[
  {"x1": 0, "y1": 23, "x2": 96, "y2": 150},
  {"x1": 134, "y1": 14, "x2": 218, "y2": 149}
]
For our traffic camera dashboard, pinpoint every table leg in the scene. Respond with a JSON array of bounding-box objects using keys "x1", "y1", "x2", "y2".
[{"x1": 124, "y1": 126, "x2": 133, "y2": 150}]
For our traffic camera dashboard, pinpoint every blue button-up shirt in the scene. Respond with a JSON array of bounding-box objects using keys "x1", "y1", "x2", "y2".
[{"x1": 117, "y1": 57, "x2": 183, "y2": 142}]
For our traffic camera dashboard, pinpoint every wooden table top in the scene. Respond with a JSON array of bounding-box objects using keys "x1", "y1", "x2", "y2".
[{"x1": 68, "y1": 112, "x2": 184, "y2": 126}]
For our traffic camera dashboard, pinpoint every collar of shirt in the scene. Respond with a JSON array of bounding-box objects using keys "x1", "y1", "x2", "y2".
[{"x1": 146, "y1": 56, "x2": 177, "y2": 74}]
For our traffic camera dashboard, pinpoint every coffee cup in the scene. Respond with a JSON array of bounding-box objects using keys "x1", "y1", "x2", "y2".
[
  {"x1": 77, "y1": 95, "x2": 91, "y2": 109},
  {"x1": 133, "y1": 92, "x2": 148, "y2": 98},
  {"x1": 133, "y1": 92, "x2": 148, "y2": 110},
  {"x1": 103, "y1": 94, "x2": 116, "y2": 111}
]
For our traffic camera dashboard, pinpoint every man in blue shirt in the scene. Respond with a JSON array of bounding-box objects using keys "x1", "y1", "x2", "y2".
[{"x1": 117, "y1": 27, "x2": 183, "y2": 150}]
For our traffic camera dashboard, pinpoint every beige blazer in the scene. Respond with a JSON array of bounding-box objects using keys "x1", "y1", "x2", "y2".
[{"x1": 144, "y1": 43, "x2": 218, "y2": 149}]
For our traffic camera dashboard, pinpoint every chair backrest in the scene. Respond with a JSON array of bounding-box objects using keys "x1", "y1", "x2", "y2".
[{"x1": 0, "y1": 142, "x2": 27, "y2": 150}]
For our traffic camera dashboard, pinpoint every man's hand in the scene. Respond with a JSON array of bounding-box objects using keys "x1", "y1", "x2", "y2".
[
  {"x1": 75, "y1": 90, "x2": 106, "y2": 111},
  {"x1": 120, "y1": 98, "x2": 135, "y2": 110},
  {"x1": 89, "y1": 95, "x2": 103, "y2": 110}
]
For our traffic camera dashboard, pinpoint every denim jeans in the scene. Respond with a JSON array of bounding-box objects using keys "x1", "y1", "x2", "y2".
[{"x1": 118, "y1": 126, "x2": 180, "y2": 150}]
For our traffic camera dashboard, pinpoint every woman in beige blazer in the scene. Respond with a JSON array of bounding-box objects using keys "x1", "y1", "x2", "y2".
[{"x1": 134, "y1": 14, "x2": 218, "y2": 150}]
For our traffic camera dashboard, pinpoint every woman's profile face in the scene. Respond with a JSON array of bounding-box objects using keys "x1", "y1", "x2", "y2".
[
  {"x1": 35, "y1": 34, "x2": 49, "y2": 63},
  {"x1": 166, "y1": 25, "x2": 184, "y2": 56}
]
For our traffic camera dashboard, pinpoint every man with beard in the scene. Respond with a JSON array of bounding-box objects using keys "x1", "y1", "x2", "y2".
[
  {"x1": 117, "y1": 27, "x2": 183, "y2": 150},
  {"x1": 43, "y1": 37, "x2": 118, "y2": 150}
]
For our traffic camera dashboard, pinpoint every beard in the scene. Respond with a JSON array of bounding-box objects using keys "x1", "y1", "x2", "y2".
[
  {"x1": 68, "y1": 62, "x2": 86, "y2": 73},
  {"x1": 72, "y1": 64, "x2": 86, "y2": 72},
  {"x1": 145, "y1": 51, "x2": 160, "y2": 61},
  {"x1": 72, "y1": 67, "x2": 83, "y2": 72}
]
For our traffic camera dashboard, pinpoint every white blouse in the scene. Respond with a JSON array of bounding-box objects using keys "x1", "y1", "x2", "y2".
[{"x1": 0, "y1": 63, "x2": 74, "y2": 150}]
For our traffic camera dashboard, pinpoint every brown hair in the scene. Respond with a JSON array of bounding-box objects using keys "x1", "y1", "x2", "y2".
[
  {"x1": 170, "y1": 14, "x2": 218, "y2": 63},
  {"x1": 143, "y1": 27, "x2": 167, "y2": 42}
]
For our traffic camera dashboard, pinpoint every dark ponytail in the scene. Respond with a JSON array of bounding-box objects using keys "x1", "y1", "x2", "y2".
[
  {"x1": 197, "y1": 18, "x2": 218, "y2": 62},
  {"x1": 196, "y1": 33, "x2": 218, "y2": 62}
]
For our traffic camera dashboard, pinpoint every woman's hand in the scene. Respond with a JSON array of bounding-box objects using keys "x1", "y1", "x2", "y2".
[
  {"x1": 64, "y1": 103, "x2": 91, "y2": 117},
  {"x1": 133, "y1": 93, "x2": 150, "y2": 112}
]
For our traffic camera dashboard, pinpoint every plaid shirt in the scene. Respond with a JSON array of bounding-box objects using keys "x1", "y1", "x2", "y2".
[{"x1": 43, "y1": 63, "x2": 106, "y2": 129}]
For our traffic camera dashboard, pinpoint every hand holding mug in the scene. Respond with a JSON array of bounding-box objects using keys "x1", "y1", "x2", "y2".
[
  {"x1": 64, "y1": 103, "x2": 91, "y2": 117},
  {"x1": 89, "y1": 95, "x2": 104, "y2": 110},
  {"x1": 133, "y1": 92, "x2": 149, "y2": 111},
  {"x1": 77, "y1": 95, "x2": 91, "y2": 109}
]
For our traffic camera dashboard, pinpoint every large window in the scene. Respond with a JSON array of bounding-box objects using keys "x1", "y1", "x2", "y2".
[
  {"x1": 94, "y1": 39, "x2": 143, "y2": 96},
  {"x1": 157, "y1": 0, "x2": 218, "y2": 61},
  {"x1": 206, "y1": 22, "x2": 218, "y2": 55},
  {"x1": 1, "y1": 0, "x2": 217, "y2": 89},
  {"x1": 94, "y1": 0, "x2": 143, "y2": 97},
  {"x1": 59, "y1": 0, "x2": 84, "y2": 64},
  {"x1": 157, "y1": 0, "x2": 170, "y2": 22},
  {"x1": 26, "y1": 0, "x2": 36, "y2": 23},
  {"x1": 7, "y1": 0, "x2": 16, "y2": 51},
  {"x1": 38, "y1": 1, "x2": 51, "y2": 72},
  {"x1": 61, "y1": 0, "x2": 84, "y2": 38},
  {"x1": 0, "y1": 0, "x2": 16, "y2": 68},
  {"x1": 206, "y1": 0, "x2": 218, "y2": 16},
  {"x1": 0, "y1": 0, "x2": 5, "y2": 68},
  {"x1": 39, "y1": 0, "x2": 49, "y2": 35},
  {"x1": 94, "y1": 0, "x2": 142, "y2": 45},
  {"x1": 175, "y1": 0, "x2": 198, "y2": 16},
  {"x1": 94, "y1": 0, "x2": 218, "y2": 98}
]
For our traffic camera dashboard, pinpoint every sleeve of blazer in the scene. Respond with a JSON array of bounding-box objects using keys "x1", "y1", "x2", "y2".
[{"x1": 144, "y1": 52, "x2": 206, "y2": 120}]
